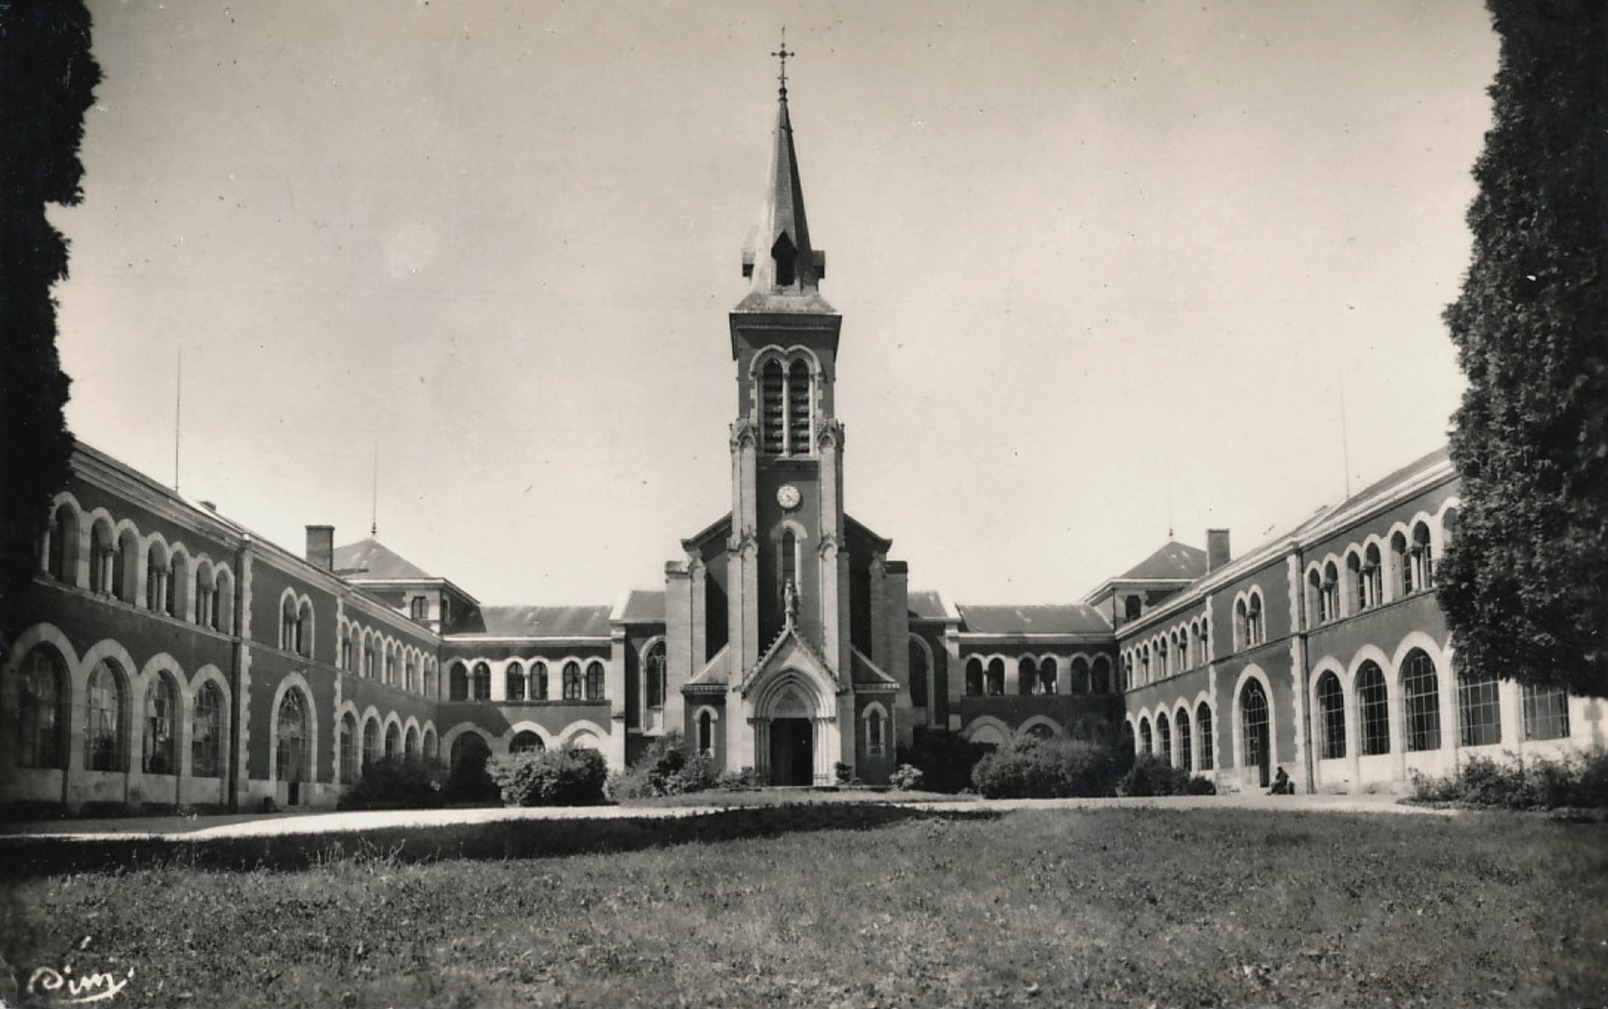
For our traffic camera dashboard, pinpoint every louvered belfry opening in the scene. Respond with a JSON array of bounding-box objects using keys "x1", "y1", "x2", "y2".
[
  {"x1": 761, "y1": 359, "x2": 786, "y2": 454},
  {"x1": 786, "y1": 359, "x2": 811, "y2": 455}
]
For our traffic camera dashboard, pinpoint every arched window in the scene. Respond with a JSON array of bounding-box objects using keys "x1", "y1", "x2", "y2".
[
  {"x1": 281, "y1": 596, "x2": 298, "y2": 652},
  {"x1": 1138, "y1": 717, "x2": 1153, "y2": 755},
  {"x1": 1307, "y1": 568, "x2": 1324, "y2": 626},
  {"x1": 1092, "y1": 655, "x2": 1111, "y2": 695},
  {"x1": 86, "y1": 658, "x2": 126, "y2": 771},
  {"x1": 143, "y1": 673, "x2": 178, "y2": 774},
  {"x1": 1521, "y1": 683, "x2": 1570, "y2": 740},
  {"x1": 1196, "y1": 702, "x2": 1214, "y2": 771},
  {"x1": 1322, "y1": 562, "x2": 1341, "y2": 622},
  {"x1": 362, "y1": 719, "x2": 380, "y2": 769},
  {"x1": 338, "y1": 627, "x2": 351, "y2": 671},
  {"x1": 865, "y1": 708, "x2": 885, "y2": 755},
  {"x1": 1234, "y1": 598, "x2": 1248, "y2": 650},
  {"x1": 645, "y1": 643, "x2": 666, "y2": 710},
  {"x1": 1069, "y1": 656, "x2": 1089, "y2": 695},
  {"x1": 339, "y1": 714, "x2": 358, "y2": 783},
  {"x1": 423, "y1": 727, "x2": 438, "y2": 760},
  {"x1": 1356, "y1": 661, "x2": 1390, "y2": 755},
  {"x1": 472, "y1": 662, "x2": 492, "y2": 701},
  {"x1": 1362, "y1": 544, "x2": 1383, "y2": 609},
  {"x1": 908, "y1": 639, "x2": 929, "y2": 707},
  {"x1": 697, "y1": 709, "x2": 715, "y2": 756},
  {"x1": 533, "y1": 661, "x2": 549, "y2": 701},
  {"x1": 585, "y1": 661, "x2": 606, "y2": 700},
  {"x1": 1121, "y1": 655, "x2": 1133, "y2": 692},
  {"x1": 1346, "y1": 552, "x2": 1365, "y2": 614},
  {"x1": 1401, "y1": 649, "x2": 1441, "y2": 752},
  {"x1": 1240, "y1": 679, "x2": 1270, "y2": 786},
  {"x1": 563, "y1": 661, "x2": 583, "y2": 700},
  {"x1": 1245, "y1": 592, "x2": 1264, "y2": 646},
  {"x1": 1316, "y1": 671, "x2": 1346, "y2": 760},
  {"x1": 192, "y1": 681, "x2": 224, "y2": 778},
  {"x1": 1156, "y1": 711, "x2": 1172, "y2": 765},
  {"x1": 46, "y1": 505, "x2": 77, "y2": 583},
  {"x1": 448, "y1": 662, "x2": 468, "y2": 701},
  {"x1": 406, "y1": 653, "x2": 418, "y2": 693},
  {"x1": 985, "y1": 658, "x2": 1004, "y2": 696},
  {"x1": 506, "y1": 661, "x2": 526, "y2": 702},
  {"x1": 17, "y1": 646, "x2": 68, "y2": 768},
  {"x1": 1457, "y1": 668, "x2": 1502, "y2": 747},
  {"x1": 1197, "y1": 624, "x2": 1210, "y2": 666},
  {"x1": 964, "y1": 658, "x2": 983, "y2": 697},
  {"x1": 1139, "y1": 646, "x2": 1150, "y2": 684},
  {"x1": 1178, "y1": 629, "x2": 1191, "y2": 672},
  {"x1": 276, "y1": 691, "x2": 308, "y2": 783},
  {"x1": 89, "y1": 521, "x2": 114, "y2": 595},
  {"x1": 384, "y1": 646, "x2": 396, "y2": 686},
  {"x1": 1176, "y1": 709, "x2": 1192, "y2": 773},
  {"x1": 1412, "y1": 522, "x2": 1435, "y2": 591},
  {"x1": 1039, "y1": 657, "x2": 1057, "y2": 695},
  {"x1": 363, "y1": 636, "x2": 376, "y2": 678},
  {"x1": 296, "y1": 600, "x2": 313, "y2": 657},
  {"x1": 210, "y1": 569, "x2": 230, "y2": 632},
  {"x1": 450, "y1": 732, "x2": 489, "y2": 778},
  {"x1": 1018, "y1": 656, "x2": 1038, "y2": 696},
  {"x1": 405, "y1": 726, "x2": 419, "y2": 757},
  {"x1": 168, "y1": 552, "x2": 186, "y2": 618},
  {"x1": 1391, "y1": 531, "x2": 1413, "y2": 597},
  {"x1": 511, "y1": 730, "x2": 544, "y2": 753},
  {"x1": 758, "y1": 355, "x2": 814, "y2": 456},
  {"x1": 1025, "y1": 722, "x2": 1055, "y2": 741},
  {"x1": 146, "y1": 544, "x2": 167, "y2": 612},
  {"x1": 384, "y1": 722, "x2": 401, "y2": 759},
  {"x1": 410, "y1": 596, "x2": 429, "y2": 621},
  {"x1": 1156, "y1": 639, "x2": 1169, "y2": 679}
]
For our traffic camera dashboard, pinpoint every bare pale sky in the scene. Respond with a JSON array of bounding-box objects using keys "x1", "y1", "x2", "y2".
[{"x1": 53, "y1": 1, "x2": 1497, "y2": 605}]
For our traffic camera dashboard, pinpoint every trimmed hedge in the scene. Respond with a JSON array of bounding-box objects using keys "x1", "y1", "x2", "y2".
[{"x1": 1118, "y1": 754, "x2": 1215, "y2": 797}]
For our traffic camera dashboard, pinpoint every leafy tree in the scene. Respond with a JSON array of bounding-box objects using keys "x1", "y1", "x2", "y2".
[
  {"x1": 1440, "y1": 0, "x2": 1608, "y2": 696},
  {"x1": 0, "y1": 4, "x2": 100, "y2": 649}
]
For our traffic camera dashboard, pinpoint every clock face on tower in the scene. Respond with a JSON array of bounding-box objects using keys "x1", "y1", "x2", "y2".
[{"x1": 776, "y1": 484, "x2": 801, "y2": 510}]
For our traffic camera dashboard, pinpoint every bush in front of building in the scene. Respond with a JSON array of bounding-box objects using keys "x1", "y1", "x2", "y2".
[
  {"x1": 970, "y1": 736, "x2": 1122, "y2": 799},
  {"x1": 339, "y1": 756, "x2": 449, "y2": 811},
  {"x1": 608, "y1": 732, "x2": 721, "y2": 800},
  {"x1": 889, "y1": 764, "x2": 925, "y2": 791},
  {"x1": 488, "y1": 745, "x2": 609, "y2": 807},
  {"x1": 900, "y1": 726, "x2": 992, "y2": 794},
  {"x1": 1409, "y1": 748, "x2": 1608, "y2": 810},
  {"x1": 1117, "y1": 754, "x2": 1214, "y2": 797}
]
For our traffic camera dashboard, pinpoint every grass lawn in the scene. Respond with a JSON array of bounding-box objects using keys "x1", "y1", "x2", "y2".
[{"x1": 1, "y1": 807, "x2": 1604, "y2": 1008}]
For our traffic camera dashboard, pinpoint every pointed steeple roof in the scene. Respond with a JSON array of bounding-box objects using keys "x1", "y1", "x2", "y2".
[{"x1": 737, "y1": 48, "x2": 833, "y2": 313}]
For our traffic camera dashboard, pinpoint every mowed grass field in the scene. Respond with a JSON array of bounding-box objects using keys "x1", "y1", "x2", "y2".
[{"x1": 2, "y1": 807, "x2": 1604, "y2": 1008}]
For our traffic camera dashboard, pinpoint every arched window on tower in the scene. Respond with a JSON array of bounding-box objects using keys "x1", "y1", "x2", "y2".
[
  {"x1": 787, "y1": 359, "x2": 811, "y2": 455},
  {"x1": 758, "y1": 355, "x2": 814, "y2": 456}
]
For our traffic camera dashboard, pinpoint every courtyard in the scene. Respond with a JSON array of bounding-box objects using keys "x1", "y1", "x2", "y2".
[{"x1": 1, "y1": 801, "x2": 1603, "y2": 1007}]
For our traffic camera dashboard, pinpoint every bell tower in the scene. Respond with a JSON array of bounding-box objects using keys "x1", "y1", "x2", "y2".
[{"x1": 722, "y1": 41, "x2": 853, "y2": 776}]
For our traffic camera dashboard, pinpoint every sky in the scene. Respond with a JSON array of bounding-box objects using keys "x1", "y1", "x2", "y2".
[{"x1": 53, "y1": 0, "x2": 1499, "y2": 606}]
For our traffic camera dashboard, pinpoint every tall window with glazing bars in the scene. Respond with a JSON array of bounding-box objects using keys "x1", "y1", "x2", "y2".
[{"x1": 760, "y1": 356, "x2": 813, "y2": 456}]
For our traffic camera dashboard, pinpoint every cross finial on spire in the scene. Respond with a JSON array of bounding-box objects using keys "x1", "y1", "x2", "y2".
[{"x1": 771, "y1": 28, "x2": 794, "y2": 99}]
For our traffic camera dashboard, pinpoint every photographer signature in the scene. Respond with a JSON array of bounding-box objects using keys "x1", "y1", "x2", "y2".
[{"x1": 22, "y1": 963, "x2": 135, "y2": 1005}]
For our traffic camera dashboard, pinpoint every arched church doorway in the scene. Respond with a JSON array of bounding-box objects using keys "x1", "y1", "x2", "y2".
[
  {"x1": 769, "y1": 718, "x2": 814, "y2": 785},
  {"x1": 1241, "y1": 679, "x2": 1271, "y2": 788}
]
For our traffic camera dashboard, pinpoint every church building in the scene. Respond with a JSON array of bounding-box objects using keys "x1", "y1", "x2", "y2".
[{"x1": 1, "y1": 72, "x2": 1600, "y2": 816}]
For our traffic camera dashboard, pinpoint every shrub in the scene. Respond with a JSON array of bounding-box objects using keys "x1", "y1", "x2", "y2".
[
  {"x1": 889, "y1": 764, "x2": 925, "y2": 791},
  {"x1": 1410, "y1": 748, "x2": 1608, "y2": 810},
  {"x1": 1118, "y1": 754, "x2": 1200, "y2": 797},
  {"x1": 971, "y1": 736, "x2": 1122, "y2": 799},
  {"x1": 1184, "y1": 774, "x2": 1218, "y2": 796},
  {"x1": 716, "y1": 767, "x2": 758, "y2": 790},
  {"x1": 609, "y1": 732, "x2": 723, "y2": 800},
  {"x1": 488, "y1": 746, "x2": 608, "y2": 807},
  {"x1": 901, "y1": 727, "x2": 991, "y2": 794},
  {"x1": 338, "y1": 756, "x2": 448, "y2": 811}
]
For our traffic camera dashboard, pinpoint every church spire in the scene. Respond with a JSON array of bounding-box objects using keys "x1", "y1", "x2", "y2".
[{"x1": 739, "y1": 31, "x2": 829, "y2": 310}]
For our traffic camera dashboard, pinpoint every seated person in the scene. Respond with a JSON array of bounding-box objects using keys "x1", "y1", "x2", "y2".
[{"x1": 1269, "y1": 766, "x2": 1293, "y2": 795}]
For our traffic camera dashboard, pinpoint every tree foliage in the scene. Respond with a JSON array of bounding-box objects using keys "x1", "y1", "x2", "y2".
[
  {"x1": 1439, "y1": 0, "x2": 1608, "y2": 696},
  {"x1": 0, "y1": 5, "x2": 100, "y2": 649}
]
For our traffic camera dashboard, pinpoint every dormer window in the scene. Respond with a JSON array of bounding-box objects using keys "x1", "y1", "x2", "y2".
[{"x1": 771, "y1": 231, "x2": 797, "y2": 287}]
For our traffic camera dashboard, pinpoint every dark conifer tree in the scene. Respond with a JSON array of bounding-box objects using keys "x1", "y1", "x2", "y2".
[
  {"x1": 0, "y1": 4, "x2": 100, "y2": 650},
  {"x1": 1439, "y1": 0, "x2": 1608, "y2": 696}
]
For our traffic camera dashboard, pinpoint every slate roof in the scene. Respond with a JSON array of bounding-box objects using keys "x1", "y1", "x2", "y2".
[
  {"x1": 850, "y1": 648, "x2": 899, "y2": 688},
  {"x1": 451, "y1": 605, "x2": 612, "y2": 638},
  {"x1": 1115, "y1": 541, "x2": 1208, "y2": 582},
  {"x1": 617, "y1": 590, "x2": 665, "y2": 623},
  {"x1": 333, "y1": 538, "x2": 433, "y2": 580},
  {"x1": 957, "y1": 604, "x2": 1111, "y2": 635},
  {"x1": 908, "y1": 590, "x2": 950, "y2": 622},
  {"x1": 1291, "y1": 446, "x2": 1454, "y2": 537}
]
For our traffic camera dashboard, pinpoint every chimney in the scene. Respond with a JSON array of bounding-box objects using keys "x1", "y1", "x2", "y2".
[
  {"x1": 1206, "y1": 529, "x2": 1231, "y2": 573},
  {"x1": 305, "y1": 525, "x2": 334, "y2": 570}
]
